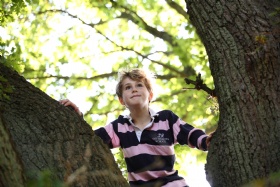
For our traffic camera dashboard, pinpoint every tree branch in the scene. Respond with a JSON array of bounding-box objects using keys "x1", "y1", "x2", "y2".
[
  {"x1": 165, "y1": 0, "x2": 189, "y2": 20},
  {"x1": 93, "y1": 29, "x2": 184, "y2": 75},
  {"x1": 118, "y1": 12, "x2": 176, "y2": 46},
  {"x1": 184, "y1": 73, "x2": 216, "y2": 97},
  {"x1": 36, "y1": 9, "x2": 109, "y2": 27},
  {"x1": 24, "y1": 72, "x2": 117, "y2": 80},
  {"x1": 34, "y1": 7, "x2": 191, "y2": 78},
  {"x1": 110, "y1": 1, "x2": 177, "y2": 46}
]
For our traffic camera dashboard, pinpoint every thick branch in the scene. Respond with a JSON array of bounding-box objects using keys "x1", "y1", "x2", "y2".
[
  {"x1": 165, "y1": 0, "x2": 189, "y2": 20},
  {"x1": 118, "y1": 12, "x2": 176, "y2": 46},
  {"x1": 110, "y1": 0, "x2": 176, "y2": 46}
]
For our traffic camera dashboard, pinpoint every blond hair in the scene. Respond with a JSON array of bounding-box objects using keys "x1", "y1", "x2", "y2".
[{"x1": 116, "y1": 68, "x2": 154, "y2": 98}]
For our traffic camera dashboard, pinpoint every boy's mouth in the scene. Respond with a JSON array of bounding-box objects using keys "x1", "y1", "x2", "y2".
[{"x1": 131, "y1": 95, "x2": 141, "y2": 98}]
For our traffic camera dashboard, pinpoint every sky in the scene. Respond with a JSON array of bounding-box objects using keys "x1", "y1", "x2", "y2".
[{"x1": 186, "y1": 164, "x2": 210, "y2": 187}]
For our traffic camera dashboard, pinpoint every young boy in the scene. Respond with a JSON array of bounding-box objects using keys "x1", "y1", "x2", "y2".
[{"x1": 60, "y1": 68, "x2": 212, "y2": 187}]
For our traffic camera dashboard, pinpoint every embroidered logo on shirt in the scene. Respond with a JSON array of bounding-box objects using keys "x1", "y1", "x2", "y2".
[{"x1": 152, "y1": 133, "x2": 170, "y2": 144}]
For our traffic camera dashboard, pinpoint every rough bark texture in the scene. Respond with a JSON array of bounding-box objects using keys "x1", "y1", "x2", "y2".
[
  {"x1": 0, "y1": 113, "x2": 25, "y2": 187},
  {"x1": 186, "y1": 0, "x2": 280, "y2": 187},
  {"x1": 0, "y1": 62, "x2": 129, "y2": 187}
]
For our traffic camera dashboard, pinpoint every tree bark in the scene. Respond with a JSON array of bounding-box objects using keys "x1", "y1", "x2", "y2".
[
  {"x1": 0, "y1": 113, "x2": 25, "y2": 187},
  {"x1": 0, "y1": 62, "x2": 129, "y2": 187},
  {"x1": 186, "y1": 0, "x2": 280, "y2": 186}
]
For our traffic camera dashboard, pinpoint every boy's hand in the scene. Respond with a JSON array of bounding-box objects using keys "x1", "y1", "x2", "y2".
[
  {"x1": 59, "y1": 99, "x2": 83, "y2": 116},
  {"x1": 206, "y1": 132, "x2": 215, "y2": 149}
]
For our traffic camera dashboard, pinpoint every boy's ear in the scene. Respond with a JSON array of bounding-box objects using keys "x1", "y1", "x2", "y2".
[
  {"x1": 149, "y1": 92, "x2": 154, "y2": 102},
  {"x1": 119, "y1": 97, "x2": 125, "y2": 105}
]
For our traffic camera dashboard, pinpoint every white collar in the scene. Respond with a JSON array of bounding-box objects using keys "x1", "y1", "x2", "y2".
[{"x1": 123, "y1": 108, "x2": 158, "y2": 120}]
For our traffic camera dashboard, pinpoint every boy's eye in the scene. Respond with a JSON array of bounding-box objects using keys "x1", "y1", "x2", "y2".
[
  {"x1": 137, "y1": 83, "x2": 144, "y2": 87},
  {"x1": 125, "y1": 86, "x2": 131, "y2": 90}
]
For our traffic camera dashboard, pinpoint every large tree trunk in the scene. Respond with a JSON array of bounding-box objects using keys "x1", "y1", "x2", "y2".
[
  {"x1": 0, "y1": 113, "x2": 25, "y2": 187},
  {"x1": 0, "y1": 61, "x2": 129, "y2": 187},
  {"x1": 186, "y1": 0, "x2": 280, "y2": 186}
]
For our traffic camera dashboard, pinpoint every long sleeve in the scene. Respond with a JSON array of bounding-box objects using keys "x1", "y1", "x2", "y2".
[
  {"x1": 94, "y1": 122, "x2": 120, "y2": 149},
  {"x1": 166, "y1": 110, "x2": 208, "y2": 151}
]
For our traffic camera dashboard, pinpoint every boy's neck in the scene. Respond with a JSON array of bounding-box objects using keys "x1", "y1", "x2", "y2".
[{"x1": 130, "y1": 108, "x2": 151, "y2": 129}]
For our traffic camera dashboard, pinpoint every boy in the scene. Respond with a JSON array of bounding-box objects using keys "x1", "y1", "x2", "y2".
[{"x1": 60, "y1": 68, "x2": 212, "y2": 187}]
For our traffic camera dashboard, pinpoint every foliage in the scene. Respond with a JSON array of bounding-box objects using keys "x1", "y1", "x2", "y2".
[
  {"x1": 114, "y1": 148, "x2": 128, "y2": 179},
  {"x1": 242, "y1": 171, "x2": 280, "y2": 187},
  {"x1": 1, "y1": 0, "x2": 218, "y2": 184},
  {"x1": 0, "y1": 0, "x2": 30, "y2": 71},
  {"x1": 0, "y1": 0, "x2": 27, "y2": 25},
  {"x1": 0, "y1": 57, "x2": 15, "y2": 100},
  {"x1": 26, "y1": 170, "x2": 63, "y2": 187}
]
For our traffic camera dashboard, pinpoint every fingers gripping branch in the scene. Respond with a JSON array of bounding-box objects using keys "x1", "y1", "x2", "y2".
[{"x1": 59, "y1": 99, "x2": 83, "y2": 116}]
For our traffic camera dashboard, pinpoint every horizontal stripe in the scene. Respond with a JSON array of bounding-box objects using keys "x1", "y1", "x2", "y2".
[
  {"x1": 187, "y1": 128, "x2": 198, "y2": 148},
  {"x1": 129, "y1": 170, "x2": 183, "y2": 187},
  {"x1": 94, "y1": 127, "x2": 113, "y2": 148},
  {"x1": 148, "y1": 120, "x2": 170, "y2": 131},
  {"x1": 155, "y1": 110, "x2": 179, "y2": 124},
  {"x1": 119, "y1": 128, "x2": 174, "y2": 148},
  {"x1": 162, "y1": 179, "x2": 188, "y2": 187},
  {"x1": 104, "y1": 123, "x2": 120, "y2": 148},
  {"x1": 118, "y1": 122, "x2": 134, "y2": 133},
  {"x1": 172, "y1": 118, "x2": 181, "y2": 143},
  {"x1": 141, "y1": 130, "x2": 173, "y2": 146},
  {"x1": 176, "y1": 124, "x2": 195, "y2": 145},
  {"x1": 128, "y1": 170, "x2": 177, "y2": 182},
  {"x1": 125, "y1": 154, "x2": 175, "y2": 172},
  {"x1": 130, "y1": 180, "x2": 164, "y2": 187},
  {"x1": 117, "y1": 120, "x2": 170, "y2": 133},
  {"x1": 188, "y1": 129, "x2": 207, "y2": 149},
  {"x1": 118, "y1": 131, "x2": 139, "y2": 148},
  {"x1": 198, "y1": 135, "x2": 207, "y2": 150},
  {"x1": 123, "y1": 144, "x2": 174, "y2": 158}
]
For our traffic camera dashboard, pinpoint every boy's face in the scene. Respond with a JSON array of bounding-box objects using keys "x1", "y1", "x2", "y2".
[{"x1": 119, "y1": 77, "x2": 153, "y2": 109}]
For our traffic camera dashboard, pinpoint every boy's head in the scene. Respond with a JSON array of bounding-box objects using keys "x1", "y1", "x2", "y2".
[{"x1": 116, "y1": 68, "x2": 154, "y2": 99}]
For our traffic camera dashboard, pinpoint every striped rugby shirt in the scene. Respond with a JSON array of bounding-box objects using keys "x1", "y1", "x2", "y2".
[{"x1": 95, "y1": 109, "x2": 208, "y2": 187}]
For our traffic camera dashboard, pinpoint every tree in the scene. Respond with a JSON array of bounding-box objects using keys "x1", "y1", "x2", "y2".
[
  {"x1": 0, "y1": 61, "x2": 129, "y2": 186},
  {"x1": 185, "y1": 0, "x2": 280, "y2": 186},
  {"x1": 1, "y1": 0, "x2": 280, "y2": 187}
]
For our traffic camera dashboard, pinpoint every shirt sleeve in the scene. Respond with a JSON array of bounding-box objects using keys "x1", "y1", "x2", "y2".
[
  {"x1": 170, "y1": 111, "x2": 208, "y2": 151},
  {"x1": 94, "y1": 123, "x2": 120, "y2": 149}
]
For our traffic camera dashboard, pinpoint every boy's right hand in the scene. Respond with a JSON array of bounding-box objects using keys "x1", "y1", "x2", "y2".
[{"x1": 59, "y1": 99, "x2": 83, "y2": 116}]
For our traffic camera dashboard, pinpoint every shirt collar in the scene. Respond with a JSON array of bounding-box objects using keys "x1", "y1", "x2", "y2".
[{"x1": 123, "y1": 107, "x2": 158, "y2": 120}]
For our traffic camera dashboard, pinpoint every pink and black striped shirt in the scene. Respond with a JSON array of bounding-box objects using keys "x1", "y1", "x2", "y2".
[{"x1": 95, "y1": 109, "x2": 208, "y2": 187}]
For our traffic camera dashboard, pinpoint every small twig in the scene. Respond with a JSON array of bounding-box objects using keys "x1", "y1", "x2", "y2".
[{"x1": 184, "y1": 73, "x2": 216, "y2": 97}]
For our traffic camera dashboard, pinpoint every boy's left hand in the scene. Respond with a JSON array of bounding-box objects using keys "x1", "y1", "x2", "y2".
[
  {"x1": 59, "y1": 99, "x2": 83, "y2": 116},
  {"x1": 206, "y1": 132, "x2": 215, "y2": 149}
]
